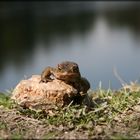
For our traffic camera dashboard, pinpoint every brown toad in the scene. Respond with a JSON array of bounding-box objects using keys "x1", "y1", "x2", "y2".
[
  {"x1": 40, "y1": 61, "x2": 81, "y2": 83},
  {"x1": 40, "y1": 61, "x2": 90, "y2": 100}
]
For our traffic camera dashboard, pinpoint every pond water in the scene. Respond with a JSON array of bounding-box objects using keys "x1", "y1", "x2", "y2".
[{"x1": 0, "y1": 2, "x2": 140, "y2": 92}]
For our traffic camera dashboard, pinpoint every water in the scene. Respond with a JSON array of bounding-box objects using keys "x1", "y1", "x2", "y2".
[{"x1": 0, "y1": 2, "x2": 140, "y2": 92}]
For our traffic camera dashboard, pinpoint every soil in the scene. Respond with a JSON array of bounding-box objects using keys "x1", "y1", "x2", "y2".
[{"x1": 0, "y1": 104, "x2": 140, "y2": 139}]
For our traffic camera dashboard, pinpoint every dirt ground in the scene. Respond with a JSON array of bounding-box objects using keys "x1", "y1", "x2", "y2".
[{"x1": 0, "y1": 104, "x2": 140, "y2": 139}]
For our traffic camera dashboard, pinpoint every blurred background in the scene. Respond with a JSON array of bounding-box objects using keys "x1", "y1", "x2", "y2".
[{"x1": 0, "y1": 2, "x2": 140, "y2": 92}]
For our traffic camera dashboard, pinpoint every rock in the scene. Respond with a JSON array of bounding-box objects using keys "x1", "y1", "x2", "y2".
[
  {"x1": 94, "y1": 125, "x2": 104, "y2": 135},
  {"x1": 11, "y1": 75, "x2": 78, "y2": 109},
  {"x1": 133, "y1": 105, "x2": 140, "y2": 113}
]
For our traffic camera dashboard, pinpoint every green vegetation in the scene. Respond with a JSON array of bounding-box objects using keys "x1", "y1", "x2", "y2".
[
  {"x1": 0, "y1": 93, "x2": 15, "y2": 109},
  {"x1": 0, "y1": 87, "x2": 140, "y2": 139}
]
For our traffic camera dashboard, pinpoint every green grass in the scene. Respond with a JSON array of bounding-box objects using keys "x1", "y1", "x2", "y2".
[
  {"x1": 8, "y1": 88, "x2": 140, "y2": 126},
  {"x1": 1, "y1": 88, "x2": 140, "y2": 126},
  {"x1": 0, "y1": 87, "x2": 140, "y2": 139},
  {"x1": 0, "y1": 93, "x2": 15, "y2": 108}
]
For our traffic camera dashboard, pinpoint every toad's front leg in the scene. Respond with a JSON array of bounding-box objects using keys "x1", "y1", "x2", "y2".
[{"x1": 40, "y1": 67, "x2": 54, "y2": 83}]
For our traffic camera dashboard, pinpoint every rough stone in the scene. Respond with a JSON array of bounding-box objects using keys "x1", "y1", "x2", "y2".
[{"x1": 11, "y1": 75, "x2": 78, "y2": 109}]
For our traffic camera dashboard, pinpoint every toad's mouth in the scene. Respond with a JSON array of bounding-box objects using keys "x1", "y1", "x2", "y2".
[{"x1": 52, "y1": 72, "x2": 80, "y2": 81}]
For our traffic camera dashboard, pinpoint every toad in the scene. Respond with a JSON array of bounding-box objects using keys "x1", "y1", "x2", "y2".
[
  {"x1": 40, "y1": 61, "x2": 90, "y2": 99},
  {"x1": 40, "y1": 61, "x2": 81, "y2": 83}
]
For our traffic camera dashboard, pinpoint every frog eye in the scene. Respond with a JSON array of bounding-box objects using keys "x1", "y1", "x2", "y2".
[{"x1": 73, "y1": 66, "x2": 79, "y2": 72}]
